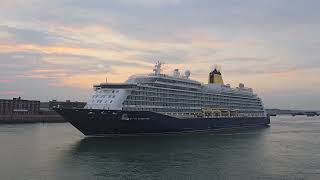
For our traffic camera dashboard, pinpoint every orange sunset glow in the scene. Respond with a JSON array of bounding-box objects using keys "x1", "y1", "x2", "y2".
[{"x1": 0, "y1": 0, "x2": 319, "y2": 110}]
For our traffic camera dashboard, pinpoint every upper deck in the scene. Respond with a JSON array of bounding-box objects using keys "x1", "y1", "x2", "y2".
[
  {"x1": 86, "y1": 62, "x2": 264, "y2": 117},
  {"x1": 94, "y1": 61, "x2": 256, "y2": 97}
]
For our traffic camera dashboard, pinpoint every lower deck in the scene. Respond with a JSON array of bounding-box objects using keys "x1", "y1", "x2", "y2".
[{"x1": 55, "y1": 108, "x2": 270, "y2": 136}]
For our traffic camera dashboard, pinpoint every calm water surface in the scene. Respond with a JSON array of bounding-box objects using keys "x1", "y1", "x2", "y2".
[{"x1": 1, "y1": 116, "x2": 320, "y2": 180}]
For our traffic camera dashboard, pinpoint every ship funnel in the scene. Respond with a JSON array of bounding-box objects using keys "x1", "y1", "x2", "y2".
[{"x1": 209, "y1": 64, "x2": 224, "y2": 85}]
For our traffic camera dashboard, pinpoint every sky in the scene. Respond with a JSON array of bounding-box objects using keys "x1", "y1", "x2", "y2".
[{"x1": 0, "y1": 0, "x2": 319, "y2": 110}]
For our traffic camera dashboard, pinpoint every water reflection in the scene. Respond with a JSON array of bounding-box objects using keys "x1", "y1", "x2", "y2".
[{"x1": 58, "y1": 127, "x2": 269, "y2": 179}]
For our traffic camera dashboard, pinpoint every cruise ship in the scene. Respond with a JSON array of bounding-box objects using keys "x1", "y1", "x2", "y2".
[{"x1": 55, "y1": 62, "x2": 270, "y2": 136}]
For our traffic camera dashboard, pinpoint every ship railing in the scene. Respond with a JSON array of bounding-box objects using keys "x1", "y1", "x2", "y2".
[
  {"x1": 94, "y1": 83, "x2": 137, "y2": 89},
  {"x1": 133, "y1": 89, "x2": 261, "y2": 104},
  {"x1": 163, "y1": 112, "x2": 265, "y2": 119},
  {"x1": 131, "y1": 94, "x2": 261, "y2": 107}
]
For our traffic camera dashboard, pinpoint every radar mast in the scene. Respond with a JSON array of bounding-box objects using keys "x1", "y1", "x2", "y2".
[{"x1": 153, "y1": 61, "x2": 163, "y2": 75}]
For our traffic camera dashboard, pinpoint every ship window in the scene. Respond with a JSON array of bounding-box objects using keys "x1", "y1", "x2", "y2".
[
  {"x1": 112, "y1": 90, "x2": 115, "y2": 93},
  {"x1": 108, "y1": 95, "x2": 112, "y2": 98},
  {"x1": 116, "y1": 90, "x2": 119, "y2": 93},
  {"x1": 110, "y1": 100, "x2": 113, "y2": 103},
  {"x1": 113, "y1": 95, "x2": 116, "y2": 98}
]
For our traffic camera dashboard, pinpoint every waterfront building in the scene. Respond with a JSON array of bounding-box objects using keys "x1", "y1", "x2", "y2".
[{"x1": 0, "y1": 97, "x2": 40, "y2": 115}]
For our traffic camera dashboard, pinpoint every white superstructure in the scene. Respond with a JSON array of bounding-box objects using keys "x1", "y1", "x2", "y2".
[{"x1": 85, "y1": 62, "x2": 266, "y2": 118}]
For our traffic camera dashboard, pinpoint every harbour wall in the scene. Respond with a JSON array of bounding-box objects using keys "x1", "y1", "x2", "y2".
[{"x1": 0, "y1": 114, "x2": 66, "y2": 124}]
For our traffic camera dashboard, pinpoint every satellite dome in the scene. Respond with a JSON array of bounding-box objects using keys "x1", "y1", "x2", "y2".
[{"x1": 185, "y1": 70, "x2": 191, "y2": 78}]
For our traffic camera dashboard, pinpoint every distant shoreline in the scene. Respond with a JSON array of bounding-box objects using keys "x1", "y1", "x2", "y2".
[{"x1": 0, "y1": 113, "x2": 318, "y2": 124}]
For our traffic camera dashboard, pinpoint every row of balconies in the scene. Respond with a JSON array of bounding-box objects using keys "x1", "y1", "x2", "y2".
[
  {"x1": 133, "y1": 86, "x2": 260, "y2": 102},
  {"x1": 129, "y1": 93, "x2": 261, "y2": 105},
  {"x1": 137, "y1": 84, "x2": 258, "y2": 99},
  {"x1": 127, "y1": 94, "x2": 262, "y2": 106}
]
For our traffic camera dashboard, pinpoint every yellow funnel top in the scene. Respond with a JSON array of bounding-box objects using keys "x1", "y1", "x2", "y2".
[{"x1": 209, "y1": 69, "x2": 224, "y2": 85}]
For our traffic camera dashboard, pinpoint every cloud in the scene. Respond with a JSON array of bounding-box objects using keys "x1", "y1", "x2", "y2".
[
  {"x1": 0, "y1": 79, "x2": 14, "y2": 83},
  {"x1": 0, "y1": 91, "x2": 24, "y2": 96},
  {"x1": 0, "y1": 50, "x2": 152, "y2": 90},
  {"x1": 0, "y1": 25, "x2": 57, "y2": 45},
  {"x1": 217, "y1": 57, "x2": 266, "y2": 62},
  {"x1": 116, "y1": 0, "x2": 181, "y2": 6}
]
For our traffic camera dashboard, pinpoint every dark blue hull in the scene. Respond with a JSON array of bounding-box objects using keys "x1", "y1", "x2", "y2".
[{"x1": 55, "y1": 108, "x2": 270, "y2": 136}]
